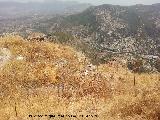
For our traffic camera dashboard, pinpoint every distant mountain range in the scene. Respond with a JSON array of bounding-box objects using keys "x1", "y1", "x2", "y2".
[{"x1": 0, "y1": 1, "x2": 91, "y2": 18}]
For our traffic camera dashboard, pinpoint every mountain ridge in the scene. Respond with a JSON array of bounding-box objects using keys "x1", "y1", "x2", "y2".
[{"x1": 61, "y1": 3, "x2": 160, "y2": 57}]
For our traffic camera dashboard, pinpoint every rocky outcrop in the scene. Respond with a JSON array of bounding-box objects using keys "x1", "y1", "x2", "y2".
[{"x1": 0, "y1": 48, "x2": 11, "y2": 68}]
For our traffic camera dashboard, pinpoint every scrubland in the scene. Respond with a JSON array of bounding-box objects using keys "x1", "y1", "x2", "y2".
[{"x1": 0, "y1": 35, "x2": 159, "y2": 120}]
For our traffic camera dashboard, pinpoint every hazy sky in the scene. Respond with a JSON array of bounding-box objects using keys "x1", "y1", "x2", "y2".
[{"x1": 0, "y1": 0, "x2": 160, "y2": 5}]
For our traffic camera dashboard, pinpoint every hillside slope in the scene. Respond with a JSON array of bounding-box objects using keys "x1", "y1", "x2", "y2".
[
  {"x1": 59, "y1": 4, "x2": 160, "y2": 63},
  {"x1": 0, "y1": 35, "x2": 159, "y2": 120},
  {"x1": 1, "y1": 4, "x2": 160, "y2": 66}
]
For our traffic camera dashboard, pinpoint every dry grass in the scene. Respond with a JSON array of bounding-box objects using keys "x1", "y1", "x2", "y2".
[{"x1": 0, "y1": 35, "x2": 160, "y2": 120}]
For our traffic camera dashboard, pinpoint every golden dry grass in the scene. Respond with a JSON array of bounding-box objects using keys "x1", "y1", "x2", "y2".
[{"x1": 0, "y1": 35, "x2": 159, "y2": 120}]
